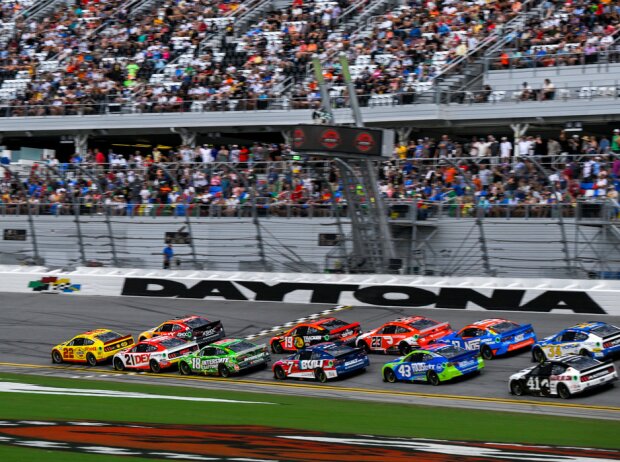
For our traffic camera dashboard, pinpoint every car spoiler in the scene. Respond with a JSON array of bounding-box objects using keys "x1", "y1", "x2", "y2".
[
  {"x1": 500, "y1": 324, "x2": 533, "y2": 339},
  {"x1": 104, "y1": 335, "x2": 133, "y2": 345},
  {"x1": 192, "y1": 320, "x2": 223, "y2": 332},
  {"x1": 418, "y1": 322, "x2": 451, "y2": 336},
  {"x1": 329, "y1": 322, "x2": 360, "y2": 335}
]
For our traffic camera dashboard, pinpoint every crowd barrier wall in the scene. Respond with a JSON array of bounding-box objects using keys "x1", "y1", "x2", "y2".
[{"x1": 2, "y1": 266, "x2": 619, "y2": 316}]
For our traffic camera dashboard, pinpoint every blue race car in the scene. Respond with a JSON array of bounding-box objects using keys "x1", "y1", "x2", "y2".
[
  {"x1": 439, "y1": 318, "x2": 536, "y2": 360},
  {"x1": 532, "y1": 321, "x2": 620, "y2": 362},
  {"x1": 272, "y1": 342, "x2": 369, "y2": 383},
  {"x1": 382, "y1": 343, "x2": 484, "y2": 385}
]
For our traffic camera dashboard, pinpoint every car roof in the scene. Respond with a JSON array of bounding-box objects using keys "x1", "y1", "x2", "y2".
[
  {"x1": 469, "y1": 318, "x2": 509, "y2": 329},
  {"x1": 80, "y1": 328, "x2": 111, "y2": 337},
  {"x1": 211, "y1": 338, "x2": 244, "y2": 347},
  {"x1": 567, "y1": 321, "x2": 606, "y2": 333},
  {"x1": 295, "y1": 317, "x2": 337, "y2": 328},
  {"x1": 143, "y1": 335, "x2": 180, "y2": 345},
  {"x1": 303, "y1": 342, "x2": 340, "y2": 352},
  {"x1": 387, "y1": 316, "x2": 427, "y2": 326}
]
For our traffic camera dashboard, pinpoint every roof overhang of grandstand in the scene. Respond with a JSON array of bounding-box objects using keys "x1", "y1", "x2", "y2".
[{"x1": 3, "y1": 100, "x2": 620, "y2": 137}]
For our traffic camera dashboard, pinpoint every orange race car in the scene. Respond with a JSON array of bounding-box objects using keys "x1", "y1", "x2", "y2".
[
  {"x1": 138, "y1": 315, "x2": 225, "y2": 345},
  {"x1": 270, "y1": 317, "x2": 361, "y2": 353},
  {"x1": 356, "y1": 316, "x2": 453, "y2": 355}
]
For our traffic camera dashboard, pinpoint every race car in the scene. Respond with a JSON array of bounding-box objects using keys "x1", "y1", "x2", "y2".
[
  {"x1": 272, "y1": 342, "x2": 369, "y2": 382},
  {"x1": 532, "y1": 321, "x2": 620, "y2": 362},
  {"x1": 382, "y1": 343, "x2": 484, "y2": 385},
  {"x1": 113, "y1": 336, "x2": 199, "y2": 373},
  {"x1": 509, "y1": 355, "x2": 618, "y2": 399},
  {"x1": 138, "y1": 315, "x2": 225, "y2": 345},
  {"x1": 440, "y1": 318, "x2": 536, "y2": 360},
  {"x1": 356, "y1": 316, "x2": 453, "y2": 355},
  {"x1": 179, "y1": 338, "x2": 270, "y2": 377},
  {"x1": 270, "y1": 317, "x2": 361, "y2": 353},
  {"x1": 51, "y1": 329, "x2": 134, "y2": 366}
]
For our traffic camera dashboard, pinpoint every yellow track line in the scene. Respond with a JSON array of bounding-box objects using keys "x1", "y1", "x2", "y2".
[{"x1": 1, "y1": 361, "x2": 619, "y2": 413}]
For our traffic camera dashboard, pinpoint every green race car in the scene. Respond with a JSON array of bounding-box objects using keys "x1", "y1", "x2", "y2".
[
  {"x1": 178, "y1": 338, "x2": 270, "y2": 377},
  {"x1": 382, "y1": 343, "x2": 484, "y2": 385}
]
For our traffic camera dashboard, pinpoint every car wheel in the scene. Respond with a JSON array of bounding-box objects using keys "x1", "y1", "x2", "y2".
[
  {"x1": 557, "y1": 383, "x2": 571, "y2": 399},
  {"x1": 51, "y1": 350, "x2": 63, "y2": 364},
  {"x1": 532, "y1": 347, "x2": 545, "y2": 363},
  {"x1": 86, "y1": 353, "x2": 97, "y2": 367},
  {"x1": 399, "y1": 342, "x2": 412, "y2": 356},
  {"x1": 179, "y1": 361, "x2": 192, "y2": 376},
  {"x1": 271, "y1": 341, "x2": 283, "y2": 354},
  {"x1": 218, "y1": 364, "x2": 231, "y2": 378},
  {"x1": 273, "y1": 366, "x2": 286, "y2": 380},
  {"x1": 383, "y1": 368, "x2": 397, "y2": 383},
  {"x1": 113, "y1": 357, "x2": 125, "y2": 371},
  {"x1": 357, "y1": 340, "x2": 370, "y2": 353},
  {"x1": 510, "y1": 380, "x2": 525, "y2": 396},
  {"x1": 314, "y1": 368, "x2": 327, "y2": 383},
  {"x1": 579, "y1": 349, "x2": 592, "y2": 358},
  {"x1": 149, "y1": 359, "x2": 161, "y2": 373},
  {"x1": 481, "y1": 345, "x2": 494, "y2": 360},
  {"x1": 427, "y1": 371, "x2": 440, "y2": 386}
]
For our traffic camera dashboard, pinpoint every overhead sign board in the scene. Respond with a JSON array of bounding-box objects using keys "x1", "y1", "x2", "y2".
[{"x1": 292, "y1": 125, "x2": 394, "y2": 158}]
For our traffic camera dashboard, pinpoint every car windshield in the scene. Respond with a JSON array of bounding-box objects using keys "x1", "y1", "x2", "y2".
[
  {"x1": 591, "y1": 324, "x2": 620, "y2": 337},
  {"x1": 94, "y1": 331, "x2": 122, "y2": 342},
  {"x1": 227, "y1": 341, "x2": 259, "y2": 353},
  {"x1": 434, "y1": 345, "x2": 466, "y2": 359},
  {"x1": 184, "y1": 317, "x2": 211, "y2": 328},
  {"x1": 321, "y1": 319, "x2": 348, "y2": 330},
  {"x1": 563, "y1": 356, "x2": 600, "y2": 371},
  {"x1": 408, "y1": 318, "x2": 438, "y2": 330},
  {"x1": 159, "y1": 338, "x2": 187, "y2": 348},
  {"x1": 490, "y1": 321, "x2": 520, "y2": 333}
]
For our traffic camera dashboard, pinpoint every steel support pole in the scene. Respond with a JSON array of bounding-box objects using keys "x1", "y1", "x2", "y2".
[
  {"x1": 74, "y1": 165, "x2": 119, "y2": 267},
  {"x1": 155, "y1": 163, "x2": 199, "y2": 269},
  {"x1": 339, "y1": 53, "x2": 363, "y2": 127},
  {"x1": 312, "y1": 55, "x2": 335, "y2": 123},
  {"x1": 2, "y1": 166, "x2": 41, "y2": 265}
]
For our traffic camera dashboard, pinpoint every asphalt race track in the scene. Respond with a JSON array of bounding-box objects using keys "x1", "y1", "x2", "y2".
[{"x1": 1, "y1": 293, "x2": 619, "y2": 419}]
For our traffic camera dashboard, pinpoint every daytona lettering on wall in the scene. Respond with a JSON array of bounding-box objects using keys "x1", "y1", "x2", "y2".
[{"x1": 120, "y1": 278, "x2": 608, "y2": 314}]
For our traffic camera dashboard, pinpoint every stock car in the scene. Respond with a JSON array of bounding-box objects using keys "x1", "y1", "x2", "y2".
[
  {"x1": 179, "y1": 338, "x2": 270, "y2": 377},
  {"x1": 381, "y1": 343, "x2": 484, "y2": 385},
  {"x1": 272, "y1": 342, "x2": 369, "y2": 382},
  {"x1": 509, "y1": 355, "x2": 618, "y2": 399},
  {"x1": 356, "y1": 316, "x2": 453, "y2": 355},
  {"x1": 532, "y1": 321, "x2": 620, "y2": 362},
  {"x1": 270, "y1": 317, "x2": 361, "y2": 353},
  {"x1": 113, "y1": 336, "x2": 199, "y2": 373},
  {"x1": 138, "y1": 315, "x2": 225, "y2": 344},
  {"x1": 51, "y1": 329, "x2": 134, "y2": 366},
  {"x1": 439, "y1": 318, "x2": 536, "y2": 360}
]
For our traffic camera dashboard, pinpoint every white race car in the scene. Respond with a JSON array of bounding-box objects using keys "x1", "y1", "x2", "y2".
[
  {"x1": 113, "y1": 335, "x2": 199, "y2": 373},
  {"x1": 509, "y1": 355, "x2": 617, "y2": 399}
]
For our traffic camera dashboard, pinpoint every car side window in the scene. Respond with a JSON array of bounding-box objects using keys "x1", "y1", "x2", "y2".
[
  {"x1": 307, "y1": 327, "x2": 320, "y2": 335},
  {"x1": 560, "y1": 331, "x2": 576, "y2": 342},
  {"x1": 71, "y1": 338, "x2": 85, "y2": 346},
  {"x1": 83, "y1": 339, "x2": 94, "y2": 346},
  {"x1": 146, "y1": 345, "x2": 159, "y2": 353},
  {"x1": 135, "y1": 344, "x2": 149, "y2": 353},
  {"x1": 537, "y1": 364, "x2": 553, "y2": 376},
  {"x1": 382, "y1": 325, "x2": 397, "y2": 335},
  {"x1": 574, "y1": 332, "x2": 588, "y2": 341},
  {"x1": 551, "y1": 364, "x2": 567, "y2": 375},
  {"x1": 406, "y1": 353, "x2": 424, "y2": 363},
  {"x1": 172, "y1": 324, "x2": 184, "y2": 332},
  {"x1": 214, "y1": 348, "x2": 227, "y2": 356},
  {"x1": 295, "y1": 326, "x2": 309, "y2": 336},
  {"x1": 298, "y1": 351, "x2": 312, "y2": 361},
  {"x1": 310, "y1": 352, "x2": 323, "y2": 360},
  {"x1": 201, "y1": 347, "x2": 216, "y2": 356},
  {"x1": 395, "y1": 326, "x2": 410, "y2": 334},
  {"x1": 159, "y1": 324, "x2": 174, "y2": 333},
  {"x1": 422, "y1": 353, "x2": 434, "y2": 361},
  {"x1": 460, "y1": 328, "x2": 480, "y2": 338}
]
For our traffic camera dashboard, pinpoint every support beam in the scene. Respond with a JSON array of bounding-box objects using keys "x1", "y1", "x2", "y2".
[
  {"x1": 396, "y1": 127, "x2": 412, "y2": 145},
  {"x1": 178, "y1": 129, "x2": 197, "y2": 148},
  {"x1": 73, "y1": 133, "x2": 89, "y2": 156}
]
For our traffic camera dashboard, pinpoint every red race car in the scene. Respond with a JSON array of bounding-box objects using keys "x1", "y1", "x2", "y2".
[
  {"x1": 113, "y1": 336, "x2": 199, "y2": 373},
  {"x1": 138, "y1": 315, "x2": 225, "y2": 345},
  {"x1": 356, "y1": 316, "x2": 453, "y2": 355},
  {"x1": 270, "y1": 317, "x2": 361, "y2": 353}
]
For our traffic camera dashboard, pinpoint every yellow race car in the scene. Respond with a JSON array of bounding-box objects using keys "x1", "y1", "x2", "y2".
[{"x1": 51, "y1": 329, "x2": 134, "y2": 366}]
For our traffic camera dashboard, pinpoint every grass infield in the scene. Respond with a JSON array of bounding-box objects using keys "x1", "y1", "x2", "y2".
[{"x1": 0, "y1": 372, "x2": 618, "y2": 461}]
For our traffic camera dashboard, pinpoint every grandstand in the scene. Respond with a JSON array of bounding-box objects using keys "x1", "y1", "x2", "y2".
[{"x1": 0, "y1": 0, "x2": 619, "y2": 279}]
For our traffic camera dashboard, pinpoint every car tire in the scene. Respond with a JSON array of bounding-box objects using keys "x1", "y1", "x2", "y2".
[
  {"x1": 218, "y1": 364, "x2": 230, "y2": 378},
  {"x1": 481, "y1": 345, "x2": 494, "y2": 360},
  {"x1": 314, "y1": 368, "x2": 327, "y2": 383},
  {"x1": 273, "y1": 366, "x2": 286, "y2": 380},
  {"x1": 113, "y1": 357, "x2": 125, "y2": 371},
  {"x1": 149, "y1": 359, "x2": 161, "y2": 373},
  {"x1": 510, "y1": 380, "x2": 525, "y2": 396},
  {"x1": 271, "y1": 341, "x2": 283, "y2": 354},
  {"x1": 179, "y1": 361, "x2": 192, "y2": 376},
  {"x1": 532, "y1": 347, "x2": 545, "y2": 363},
  {"x1": 427, "y1": 371, "x2": 440, "y2": 386},
  {"x1": 398, "y1": 342, "x2": 412, "y2": 356},
  {"x1": 357, "y1": 341, "x2": 371, "y2": 353},
  {"x1": 579, "y1": 349, "x2": 591, "y2": 358},
  {"x1": 86, "y1": 353, "x2": 97, "y2": 367},
  {"x1": 51, "y1": 350, "x2": 63, "y2": 364},
  {"x1": 383, "y1": 368, "x2": 397, "y2": 383},
  {"x1": 557, "y1": 383, "x2": 571, "y2": 399}
]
